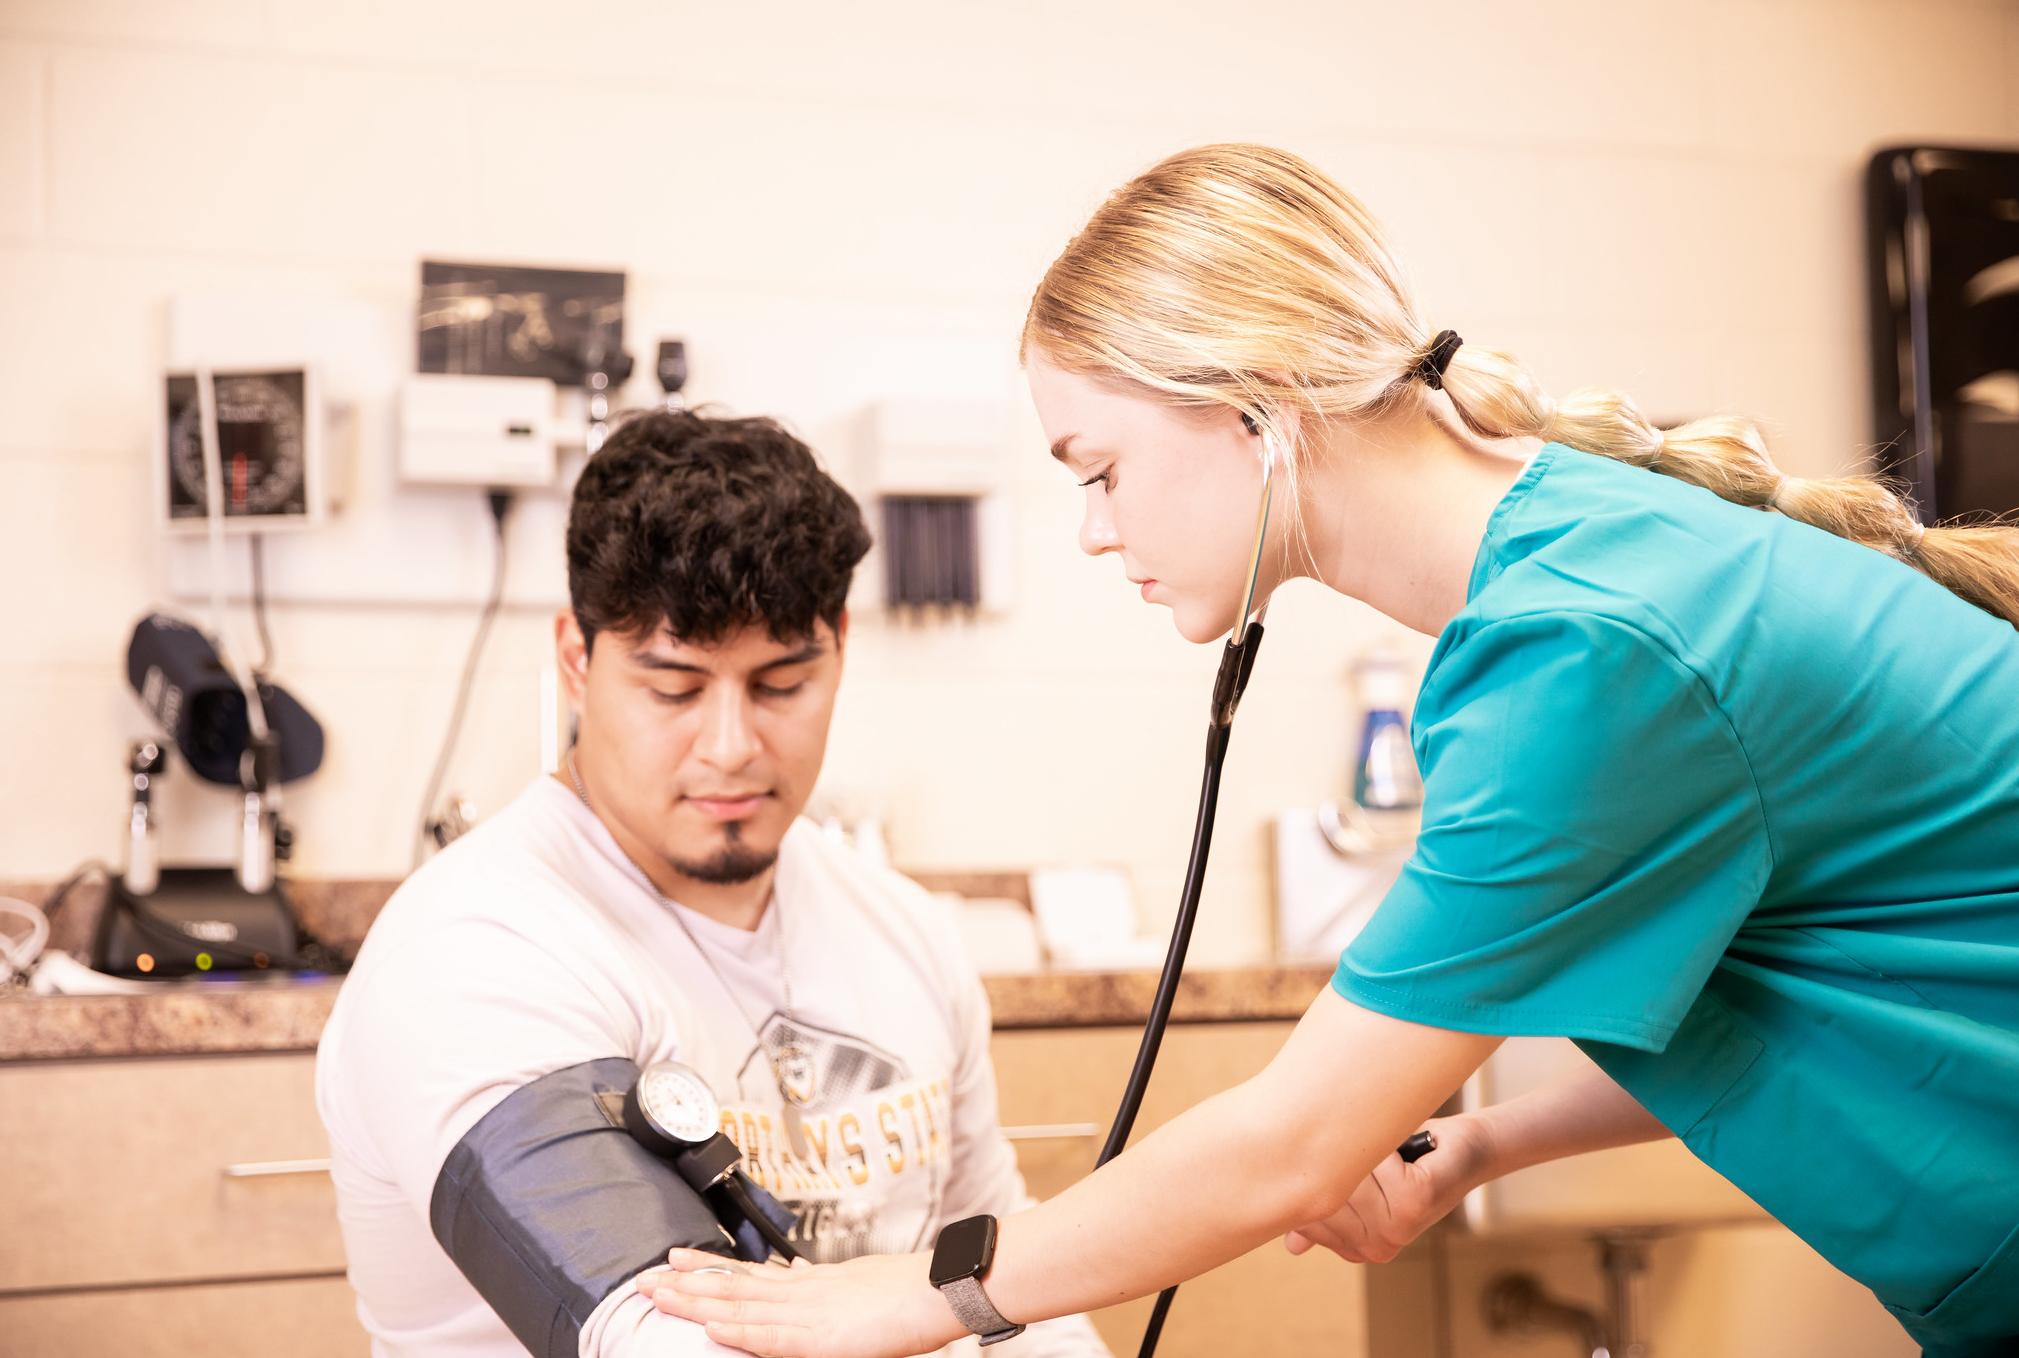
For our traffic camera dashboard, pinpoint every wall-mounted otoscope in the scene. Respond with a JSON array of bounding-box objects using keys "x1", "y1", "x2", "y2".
[
  {"x1": 656, "y1": 339, "x2": 689, "y2": 410},
  {"x1": 575, "y1": 339, "x2": 636, "y2": 456}
]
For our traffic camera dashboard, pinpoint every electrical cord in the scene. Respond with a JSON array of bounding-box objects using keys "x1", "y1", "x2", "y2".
[
  {"x1": 414, "y1": 490, "x2": 515, "y2": 868},
  {"x1": 37, "y1": 859, "x2": 110, "y2": 929},
  {"x1": 0, "y1": 896, "x2": 51, "y2": 985},
  {"x1": 249, "y1": 533, "x2": 276, "y2": 678},
  {"x1": 2, "y1": 862, "x2": 100, "y2": 989}
]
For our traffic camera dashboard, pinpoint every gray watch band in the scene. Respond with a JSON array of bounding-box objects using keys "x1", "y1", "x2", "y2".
[{"x1": 940, "y1": 1274, "x2": 1026, "y2": 1346}]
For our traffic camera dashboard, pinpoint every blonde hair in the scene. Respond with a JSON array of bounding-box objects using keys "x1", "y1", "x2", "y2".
[{"x1": 1022, "y1": 143, "x2": 2019, "y2": 629}]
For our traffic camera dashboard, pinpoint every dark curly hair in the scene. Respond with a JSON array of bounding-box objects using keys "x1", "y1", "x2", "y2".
[{"x1": 567, "y1": 409, "x2": 871, "y2": 649}]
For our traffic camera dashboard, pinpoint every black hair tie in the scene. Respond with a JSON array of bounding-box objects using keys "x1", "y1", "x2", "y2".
[{"x1": 1413, "y1": 330, "x2": 1464, "y2": 390}]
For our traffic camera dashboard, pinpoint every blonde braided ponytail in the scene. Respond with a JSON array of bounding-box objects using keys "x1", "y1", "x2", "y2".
[{"x1": 1025, "y1": 143, "x2": 2019, "y2": 629}]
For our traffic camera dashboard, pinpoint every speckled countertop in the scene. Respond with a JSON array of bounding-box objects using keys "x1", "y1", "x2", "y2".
[{"x1": 0, "y1": 876, "x2": 1332, "y2": 1063}]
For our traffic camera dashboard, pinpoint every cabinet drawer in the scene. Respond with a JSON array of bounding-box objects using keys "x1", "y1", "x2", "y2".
[
  {"x1": 991, "y1": 1022, "x2": 1368, "y2": 1358},
  {"x1": 0, "y1": 1053, "x2": 344, "y2": 1292},
  {"x1": 0, "y1": 1273, "x2": 367, "y2": 1358}
]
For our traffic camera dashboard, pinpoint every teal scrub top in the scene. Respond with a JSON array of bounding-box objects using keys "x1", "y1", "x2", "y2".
[{"x1": 1333, "y1": 444, "x2": 2019, "y2": 1350}]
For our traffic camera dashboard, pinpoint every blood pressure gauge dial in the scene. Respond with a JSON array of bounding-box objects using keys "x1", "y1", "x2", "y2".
[
  {"x1": 622, "y1": 1060, "x2": 723, "y2": 1155},
  {"x1": 165, "y1": 372, "x2": 309, "y2": 521}
]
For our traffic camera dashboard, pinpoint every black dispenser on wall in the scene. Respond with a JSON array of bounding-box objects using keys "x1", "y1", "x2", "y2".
[{"x1": 1865, "y1": 146, "x2": 2019, "y2": 520}]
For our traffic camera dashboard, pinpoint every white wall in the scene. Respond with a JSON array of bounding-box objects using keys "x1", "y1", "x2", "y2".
[{"x1": 4, "y1": 0, "x2": 2017, "y2": 966}]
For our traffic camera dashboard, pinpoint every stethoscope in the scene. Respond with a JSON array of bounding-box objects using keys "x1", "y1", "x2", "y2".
[{"x1": 1103, "y1": 417, "x2": 1435, "y2": 1358}]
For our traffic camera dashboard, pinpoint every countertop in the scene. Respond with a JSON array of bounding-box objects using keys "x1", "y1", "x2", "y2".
[{"x1": 0, "y1": 875, "x2": 1332, "y2": 1063}]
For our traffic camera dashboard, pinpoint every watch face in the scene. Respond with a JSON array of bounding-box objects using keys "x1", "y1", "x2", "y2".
[
  {"x1": 636, "y1": 1061, "x2": 721, "y2": 1144},
  {"x1": 930, "y1": 1214, "x2": 999, "y2": 1287}
]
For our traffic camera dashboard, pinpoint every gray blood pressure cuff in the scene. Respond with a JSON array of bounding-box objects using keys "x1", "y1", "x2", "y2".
[{"x1": 429, "y1": 1057, "x2": 737, "y2": 1358}]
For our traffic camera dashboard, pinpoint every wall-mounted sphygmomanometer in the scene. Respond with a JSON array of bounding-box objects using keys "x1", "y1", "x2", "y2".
[{"x1": 160, "y1": 368, "x2": 327, "y2": 533}]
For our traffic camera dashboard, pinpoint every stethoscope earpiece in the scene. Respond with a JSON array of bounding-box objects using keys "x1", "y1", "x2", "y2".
[{"x1": 1238, "y1": 410, "x2": 1277, "y2": 474}]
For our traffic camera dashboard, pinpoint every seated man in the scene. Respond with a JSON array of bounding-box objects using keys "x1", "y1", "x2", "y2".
[{"x1": 317, "y1": 410, "x2": 1107, "y2": 1357}]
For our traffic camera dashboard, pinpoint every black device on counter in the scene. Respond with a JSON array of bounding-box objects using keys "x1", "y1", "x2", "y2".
[{"x1": 91, "y1": 867, "x2": 309, "y2": 978}]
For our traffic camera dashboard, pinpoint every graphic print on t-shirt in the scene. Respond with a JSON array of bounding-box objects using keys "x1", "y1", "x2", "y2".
[{"x1": 721, "y1": 1012, "x2": 952, "y2": 1260}]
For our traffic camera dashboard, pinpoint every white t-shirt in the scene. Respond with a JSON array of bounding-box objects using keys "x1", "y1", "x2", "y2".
[{"x1": 316, "y1": 777, "x2": 1107, "y2": 1358}]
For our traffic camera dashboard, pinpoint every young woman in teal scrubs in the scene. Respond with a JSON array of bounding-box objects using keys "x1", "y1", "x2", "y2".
[{"x1": 650, "y1": 144, "x2": 2019, "y2": 1358}]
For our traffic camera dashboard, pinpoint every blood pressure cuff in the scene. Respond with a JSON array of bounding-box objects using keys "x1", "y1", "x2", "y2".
[{"x1": 429, "y1": 1057, "x2": 736, "y2": 1358}]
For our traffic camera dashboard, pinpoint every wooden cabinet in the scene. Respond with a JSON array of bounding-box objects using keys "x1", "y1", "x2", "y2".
[
  {"x1": 0, "y1": 1052, "x2": 367, "y2": 1357},
  {"x1": 0, "y1": 1025, "x2": 1363, "y2": 1358},
  {"x1": 0, "y1": 1275, "x2": 366, "y2": 1358},
  {"x1": 990, "y1": 1021, "x2": 1367, "y2": 1358}
]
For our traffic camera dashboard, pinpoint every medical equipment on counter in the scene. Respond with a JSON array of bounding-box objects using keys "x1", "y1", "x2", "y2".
[
  {"x1": 103, "y1": 614, "x2": 336, "y2": 977},
  {"x1": 1095, "y1": 422, "x2": 1436, "y2": 1358},
  {"x1": 92, "y1": 867, "x2": 306, "y2": 978},
  {"x1": 126, "y1": 614, "x2": 323, "y2": 789},
  {"x1": 125, "y1": 612, "x2": 322, "y2": 895}
]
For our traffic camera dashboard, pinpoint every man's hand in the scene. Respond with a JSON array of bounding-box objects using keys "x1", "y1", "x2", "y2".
[{"x1": 1283, "y1": 1113, "x2": 1490, "y2": 1264}]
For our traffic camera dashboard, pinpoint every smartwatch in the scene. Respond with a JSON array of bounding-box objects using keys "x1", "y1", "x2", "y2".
[{"x1": 929, "y1": 1215, "x2": 1024, "y2": 1346}]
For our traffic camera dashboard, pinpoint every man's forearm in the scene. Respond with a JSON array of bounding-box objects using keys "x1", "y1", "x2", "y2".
[{"x1": 1469, "y1": 1059, "x2": 1669, "y2": 1180}]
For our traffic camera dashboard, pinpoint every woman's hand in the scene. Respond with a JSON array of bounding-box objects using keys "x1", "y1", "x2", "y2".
[
  {"x1": 645, "y1": 1248, "x2": 963, "y2": 1358},
  {"x1": 1282, "y1": 1113, "x2": 1492, "y2": 1264}
]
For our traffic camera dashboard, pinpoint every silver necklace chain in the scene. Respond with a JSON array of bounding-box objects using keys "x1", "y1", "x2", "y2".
[{"x1": 564, "y1": 751, "x2": 810, "y2": 1109}]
